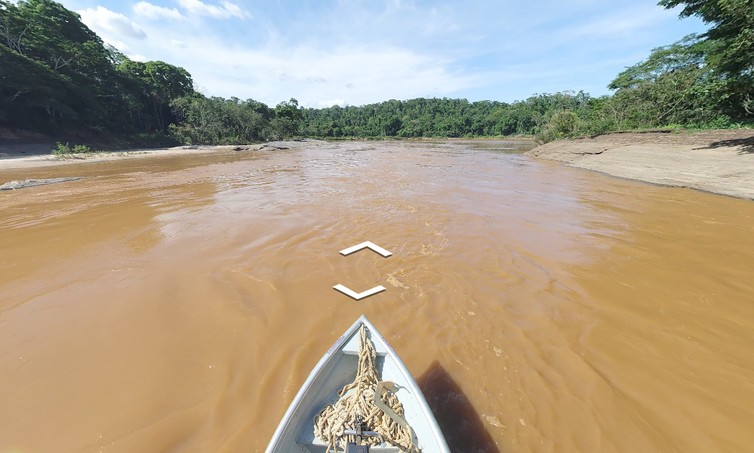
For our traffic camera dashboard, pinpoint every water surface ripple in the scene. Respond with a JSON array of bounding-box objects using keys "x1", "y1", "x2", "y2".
[{"x1": 1, "y1": 140, "x2": 753, "y2": 452}]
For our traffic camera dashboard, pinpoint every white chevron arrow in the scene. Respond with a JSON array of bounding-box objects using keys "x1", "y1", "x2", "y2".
[
  {"x1": 339, "y1": 241, "x2": 392, "y2": 257},
  {"x1": 333, "y1": 284, "x2": 386, "y2": 300}
]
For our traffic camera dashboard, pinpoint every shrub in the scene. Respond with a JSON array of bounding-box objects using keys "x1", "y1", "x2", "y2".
[
  {"x1": 535, "y1": 111, "x2": 579, "y2": 143},
  {"x1": 51, "y1": 142, "x2": 92, "y2": 156}
]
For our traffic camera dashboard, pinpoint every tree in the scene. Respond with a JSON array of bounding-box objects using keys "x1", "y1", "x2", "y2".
[
  {"x1": 0, "y1": 0, "x2": 27, "y2": 54},
  {"x1": 659, "y1": 0, "x2": 753, "y2": 75},
  {"x1": 169, "y1": 95, "x2": 274, "y2": 144},
  {"x1": 659, "y1": 0, "x2": 753, "y2": 116},
  {"x1": 0, "y1": 45, "x2": 79, "y2": 130},
  {"x1": 270, "y1": 98, "x2": 302, "y2": 139},
  {"x1": 9, "y1": 0, "x2": 104, "y2": 71},
  {"x1": 2, "y1": 0, "x2": 143, "y2": 132},
  {"x1": 608, "y1": 35, "x2": 732, "y2": 127},
  {"x1": 117, "y1": 59, "x2": 194, "y2": 130}
]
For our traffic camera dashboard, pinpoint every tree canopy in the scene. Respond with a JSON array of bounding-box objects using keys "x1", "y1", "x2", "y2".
[
  {"x1": 659, "y1": 0, "x2": 754, "y2": 75},
  {"x1": 0, "y1": 0, "x2": 196, "y2": 135},
  {"x1": 1, "y1": 0, "x2": 752, "y2": 146},
  {"x1": 658, "y1": 0, "x2": 754, "y2": 115}
]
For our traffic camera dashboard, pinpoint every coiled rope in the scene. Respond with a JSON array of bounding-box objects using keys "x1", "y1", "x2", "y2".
[{"x1": 313, "y1": 325, "x2": 419, "y2": 453}]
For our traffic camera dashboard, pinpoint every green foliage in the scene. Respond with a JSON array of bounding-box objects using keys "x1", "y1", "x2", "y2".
[
  {"x1": 269, "y1": 98, "x2": 303, "y2": 139},
  {"x1": 117, "y1": 59, "x2": 194, "y2": 131},
  {"x1": 659, "y1": 0, "x2": 754, "y2": 75},
  {"x1": 607, "y1": 34, "x2": 749, "y2": 128},
  {"x1": 535, "y1": 111, "x2": 579, "y2": 143},
  {"x1": 51, "y1": 141, "x2": 91, "y2": 155},
  {"x1": 658, "y1": 0, "x2": 754, "y2": 117},
  {"x1": 1, "y1": 0, "x2": 195, "y2": 137},
  {"x1": 169, "y1": 95, "x2": 276, "y2": 145},
  {"x1": 301, "y1": 92, "x2": 599, "y2": 140},
  {"x1": 2, "y1": 0, "x2": 752, "y2": 148},
  {"x1": 296, "y1": 4, "x2": 754, "y2": 143}
]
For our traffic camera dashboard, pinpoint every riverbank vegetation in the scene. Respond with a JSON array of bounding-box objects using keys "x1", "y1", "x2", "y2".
[
  {"x1": 1, "y1": 0, "x2": 752, "y2": 147},
  {"x1": 0, "y1": 0, "x2": 302, "y2": 147}
]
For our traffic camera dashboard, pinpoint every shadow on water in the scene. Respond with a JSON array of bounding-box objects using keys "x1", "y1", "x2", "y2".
[
  {"x1": 417, "y1": 362, "x2": 502, "y2": 453},
  {"x1": 697, "y1": 135, "x2": 754, "y2": 154}
]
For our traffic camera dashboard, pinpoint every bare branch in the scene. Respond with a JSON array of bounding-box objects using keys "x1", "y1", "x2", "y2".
[
  {"x1": 53, "y1": 55, "x2": 74, "y2": 70},
  {"x1": 0, "y1": 17, "x2": 27, "y2": 54},
  {"x1": 13, "y1": 25, "x2": 26, "y2": 53},
  {"x1": 7, "y1": 89, "x2": 27, "y2": 101}
]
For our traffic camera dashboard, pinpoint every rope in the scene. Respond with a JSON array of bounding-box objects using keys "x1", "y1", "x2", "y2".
[{"x1": 313, "y1": 325, "x2": 419, "y2": 453}]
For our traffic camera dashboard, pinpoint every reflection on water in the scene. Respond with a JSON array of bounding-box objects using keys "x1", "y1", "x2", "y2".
[{"x1": 1, "y1": 140, "x2": 753, "y2": 452}]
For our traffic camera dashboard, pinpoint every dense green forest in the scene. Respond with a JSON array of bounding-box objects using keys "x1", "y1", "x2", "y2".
[
  {"x1": 0, "y1": 0, "x2": 192, "y2": 140},
  {"x1": 1, "y1": 0, "x2": 752, "y2": 147},
  {"x1": 0, "y1": 0, "x2": 300, "y2": 145}
]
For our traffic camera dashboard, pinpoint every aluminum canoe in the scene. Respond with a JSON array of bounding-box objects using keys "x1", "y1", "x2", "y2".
[{"x1": 265, "y1": 315, "x2": 450, "y2": 452}]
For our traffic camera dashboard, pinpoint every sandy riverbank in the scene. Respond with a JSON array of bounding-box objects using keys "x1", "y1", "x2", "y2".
[
  {"x1": 3, "y1": 132, "x2": 753, "y2": 199},
  {"x1": 526, "y1": 129, "x2": 754, "y2": 200},
  {"x1": 0, "y1": 141, "x2": 308, "y2": 172}
]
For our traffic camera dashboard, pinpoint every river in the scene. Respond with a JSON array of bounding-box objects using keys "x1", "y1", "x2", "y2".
[{"x1": 1, "y1": 140, "x2": 753, "y2": 452}]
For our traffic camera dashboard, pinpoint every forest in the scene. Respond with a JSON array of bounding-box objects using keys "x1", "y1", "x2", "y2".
[{"x1": 1, "y1": 0, "x2": 752, "y2": 146}]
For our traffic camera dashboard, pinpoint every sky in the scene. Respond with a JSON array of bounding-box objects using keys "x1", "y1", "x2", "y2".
[{"x1": 58, "y1": 0, "x2": 709, "y2": 108}]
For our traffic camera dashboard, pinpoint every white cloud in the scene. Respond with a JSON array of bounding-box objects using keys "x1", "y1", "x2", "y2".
[
  {"x1": 176, "y1": 0, "x2": 251, "y2": 20},
  {"x1": 78, "y1": 6, "x2": 147, "y2": 40},
  {"x1": 219, "y1": 1, "x2": 250, "y2": 19},
  {"x1": 157, "y1": 38, "x2": 478, "y2": 107},
  {"x1": 64, "y1": 0, "x2": 708, "y2": 106},
  {"x1": 134, "y1": 1, "x2": 184, "y2": 20}
]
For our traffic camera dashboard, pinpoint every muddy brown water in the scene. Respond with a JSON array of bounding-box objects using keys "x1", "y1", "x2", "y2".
[{"x1": 1, "y1": 140, "x2": 753, "y2": 453}]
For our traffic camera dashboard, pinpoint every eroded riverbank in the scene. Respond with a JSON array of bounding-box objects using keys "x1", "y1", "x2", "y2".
[
  {"x1": 527, "y1": 129, "x2": 754, "y2": 200},
  {"x1": 2, "y1": 140, "x2": 754, "y2": 452}
]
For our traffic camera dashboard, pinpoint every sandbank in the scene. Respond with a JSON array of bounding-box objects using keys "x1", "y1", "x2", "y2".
[
  {"x1": 0, "y1": 142, "x2": 303, "y2": 171},
  {"x1": 526, "y1": 130, "x2": 754, "y2": 200}
]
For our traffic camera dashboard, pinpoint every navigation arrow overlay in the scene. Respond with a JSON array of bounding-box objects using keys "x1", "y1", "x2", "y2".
[
  {"x1": 333, "y1": 284, "x2": 386, "y2": 300},
  {"x1": 339, "y1": 241, "x2": 392, "y2": 257}
]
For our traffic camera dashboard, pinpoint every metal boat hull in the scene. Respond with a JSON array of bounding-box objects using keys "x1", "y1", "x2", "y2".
[{"x1": 265, "y1": 316, "x2": 449, "y2": 452}]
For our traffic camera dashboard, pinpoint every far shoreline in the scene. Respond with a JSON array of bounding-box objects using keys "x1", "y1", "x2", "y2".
[
  {"x1": 2, "y1": 132, "x2": 753, "y2": 200},
  {"x1": 0, "y1": 137, "x2": 534, "y2": 172},
  {"x1": 0, "y1": 141, "x2": 310, "y2": 171}
]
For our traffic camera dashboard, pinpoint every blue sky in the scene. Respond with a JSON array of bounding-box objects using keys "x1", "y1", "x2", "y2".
[{"x1": 60, "y1": 0, "x2": 708, "y2": 108}]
